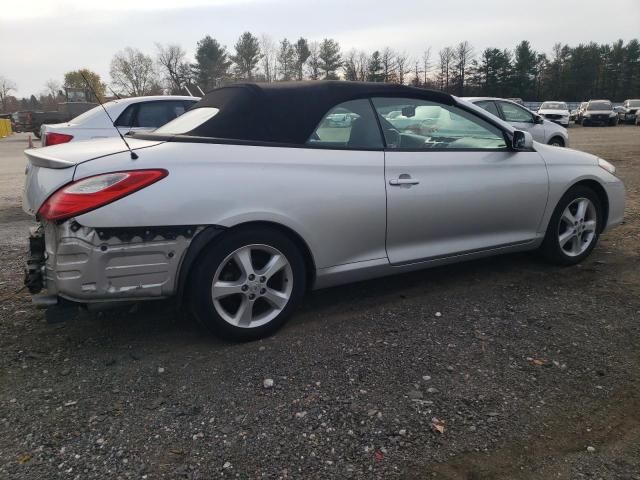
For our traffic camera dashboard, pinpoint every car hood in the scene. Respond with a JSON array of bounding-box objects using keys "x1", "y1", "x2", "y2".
[
  {"x1": 538, "y1": 109, "x2": 569, "y2": 115},
  {"x1": 535, "y1": 142, "x2": 599, "y2": 166},
  {"x1": 585, "y1": 110, "x2": 614, "y2": 115}
]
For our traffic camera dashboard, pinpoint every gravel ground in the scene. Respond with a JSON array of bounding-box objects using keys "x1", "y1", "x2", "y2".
[{"x1": 0, "y1": 127, "x2": 639, "y2": 479}]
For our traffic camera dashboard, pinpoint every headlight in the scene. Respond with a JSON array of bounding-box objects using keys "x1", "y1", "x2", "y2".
[{"x1": 598, "y1": 158, "x2": 616, "y2": 175}]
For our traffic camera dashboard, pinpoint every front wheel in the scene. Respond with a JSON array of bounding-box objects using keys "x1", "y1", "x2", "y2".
[
  {"x1": 548, "y1": 136, "x2": 565, "y2": 147},
  {"x1": 540, "y1": 186, "x2": 602, "y2": 266},
  {"x1": 610, "y1": 117, "x2": 619, "y2": 126},
  {"x1": 190, "y1": 226, "x2": 306, "y2": 340}
]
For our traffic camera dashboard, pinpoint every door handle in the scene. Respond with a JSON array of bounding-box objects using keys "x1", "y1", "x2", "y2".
[{"x1": 389, "y1": 175, "x2": 420, "y2": 186}]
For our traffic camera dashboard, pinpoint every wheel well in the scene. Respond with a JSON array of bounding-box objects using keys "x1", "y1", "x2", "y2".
[
  {"x1": 231, "y1": 221, "x2": 317, "y2": 287},
  {"x1": 571, "y1": 180, "x2": 609, "y2": 232},
  {"x1": 177, "y1": 221, "x2": 317, "y2": 308}
]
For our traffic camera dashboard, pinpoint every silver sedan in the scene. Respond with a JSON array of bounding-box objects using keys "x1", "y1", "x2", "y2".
[{"x1": 23, "y1": 82, "x2": 625, "y2": 340}]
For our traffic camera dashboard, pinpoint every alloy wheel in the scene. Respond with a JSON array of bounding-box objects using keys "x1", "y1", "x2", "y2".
[
  {"x1": 557, "y1": 197, "x2": 597, "y2": 257},
  {"x1": 211, "y1": 244, "x2": 293, "y2": 328}
]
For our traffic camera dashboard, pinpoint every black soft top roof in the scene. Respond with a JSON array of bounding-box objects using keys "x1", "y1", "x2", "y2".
[{"x1": 182, "y1": 81, "x2": 455, "y2": 145}]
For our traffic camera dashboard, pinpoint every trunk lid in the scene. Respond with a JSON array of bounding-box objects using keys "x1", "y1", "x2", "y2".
[{"x1": 22, "y1": 137, "x2": 163, "y2": 216}]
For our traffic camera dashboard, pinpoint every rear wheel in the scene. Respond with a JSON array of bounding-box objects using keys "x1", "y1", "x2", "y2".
[
  {"x1": 581, "y1": 118, "x2": 589, "y2": 127},
  {"x1": 540, "y1": 186, "x2": 602, "y2": 266},
  {"x1": 610, "y1": 117, "x2": 619, "y2": 126},
  {"x1": 190, "y1": 226, "x2": 306, "y2": 340}
]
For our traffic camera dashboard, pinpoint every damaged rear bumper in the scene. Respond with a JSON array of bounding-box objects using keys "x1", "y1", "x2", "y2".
[{"x1": 26, "y1": 221, "x2": 202, "y2": 305}]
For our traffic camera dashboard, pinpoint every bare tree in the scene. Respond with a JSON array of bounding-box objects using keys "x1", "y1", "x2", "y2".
[
  {"x1": 422, "y1": 48, "x2": 432, "y2": 86},
  {"x1": 260, "y1": 34, "x2": 278, "y2": 82},
  {"x1": 342, "y1": 49, "x2": 367, "y2": 81},
  {"x1": 395, "y1": 52, "x2": 409, "y2": 84},
  {"x1": 0, "y1": 76, "x2": 16, "y2": 112},
  {"x1": 307, "y1": 41, "x2": 321, "y2": 80},
  {"x1": 44, "y1": 79, "x2": 61, "y2": 98},
  {"x1": 110, "y1": 47, "x2": 160, "y2": 96},
  {"x1": 156, "y1": 43, "x2": 190, "y2": 94},
  {"x1": 453, "y1": 41, "x2": 474, "y2": 95},
  {"x1": 381, "y1": 47, "x2": 398, "y2": 82},
  {"x1": 438, "y1": 46, "x2": 454, "y2": 91}
]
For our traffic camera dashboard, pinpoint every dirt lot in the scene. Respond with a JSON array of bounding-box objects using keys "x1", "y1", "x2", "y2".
[{"x1": 0, "y1": 127, "x2": 639, "y2": 479}]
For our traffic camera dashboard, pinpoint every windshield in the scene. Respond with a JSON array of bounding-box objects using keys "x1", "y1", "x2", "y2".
[
  {"x1": 540, "y1": 102, "x2": 568, "y2": 110},
  {"x1": 628, "y1": 100, "x2": 640, "y2": 107},
  {"x1": 155, "y1": 107, "x2": 220, "y2": 134},
  {"x1": 587, "y1": 101, "x2": 612, "y2": 111}
]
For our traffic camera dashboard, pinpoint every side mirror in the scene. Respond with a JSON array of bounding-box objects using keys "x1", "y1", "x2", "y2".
[
  {"x1": 512, "y1": 130, "x2": 533, "y2": 150},
  {"x1": 534, "y1": 115, "x2": 544, "y2": 124}
]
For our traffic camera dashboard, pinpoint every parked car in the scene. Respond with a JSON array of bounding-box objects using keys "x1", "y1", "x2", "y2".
[
  {"x1": 40, "y1": 96, "x2": 199, "y2": 147},
  {"x1": 23, "y1": 82, "x2": 625, "y2": 340},
  {"x1": 537, "y1": 101, "x2": 570, "y2": 127},
  {"x1": 579, "y1": 100, "x2": 618, "y2": 126},
  {"x1": 617, "y1": 99, "x2": 640, "y2": 124},
  {"x1": 465, "y1": 97, "x2": 569, "y2": 147},
  {"x1": 574, "y1": 102, "x2": 588, "y2": 123}
]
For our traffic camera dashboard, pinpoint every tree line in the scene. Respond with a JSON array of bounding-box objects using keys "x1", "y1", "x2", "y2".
[{"x1": 1, "y1": 35, "x2": 639, "y2": 113}]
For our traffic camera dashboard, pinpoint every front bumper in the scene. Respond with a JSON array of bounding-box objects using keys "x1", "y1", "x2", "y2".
[
  {"x1": 541, "y1": 116, "x2": 569, "y2": 126},
  {"x1": 583, "y1": 115, "x2": 615, "y2": 125},
  {"x1": 26, "y1": 221, "x2": 201, "y2": 304}
]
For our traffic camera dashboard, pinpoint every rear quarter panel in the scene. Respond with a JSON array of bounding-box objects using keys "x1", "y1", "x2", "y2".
[{"x1": 73, "y1": 142, "x2": 388, "y2": 270}]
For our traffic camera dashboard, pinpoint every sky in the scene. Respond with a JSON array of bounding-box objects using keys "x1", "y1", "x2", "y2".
[{"x1": 1, "y1": 0, "x2": 639, "y2": 97}]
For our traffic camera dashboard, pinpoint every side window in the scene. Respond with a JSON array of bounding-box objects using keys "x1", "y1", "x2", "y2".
[
  {"x1": 136, "y1": 101, "x2": 188, "y2": 128},
  {"x1": 475, "y1": 101, "x2": 501, "y2": 118},
  {"x1": 307, "y1": 99, "x2": 383, "y2": 149},
  {"x1": 499, "y1": 102, "x2": 534, "y2": 123},
  {"x1": 114, "y1": 105, "x2": 135, "y2": 127},
  {"x1": 371, "y1": 97, "x2": 507, "y2": 150}
]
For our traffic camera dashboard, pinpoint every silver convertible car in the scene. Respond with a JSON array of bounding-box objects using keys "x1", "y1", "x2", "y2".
[{"x1": 23, "y1": 82, "x2": 625, "y2": 340}]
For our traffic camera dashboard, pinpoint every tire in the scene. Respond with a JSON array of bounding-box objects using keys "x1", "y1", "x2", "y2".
[
  {"x1": 581, "y1": 118, "x2": 589, "y2": 127},
  {"x1": 189, "y1": 226, "x2": 306, "y2": 340},
  {"x1": 610, "y1": 117, "x2": 619, "y2": 127},
  {"x1": 548, "y1": 136, "x2": 565, "y2": 147},
  {"x1": 540, "y1": 185, "x2": 603, "y2": 266}
]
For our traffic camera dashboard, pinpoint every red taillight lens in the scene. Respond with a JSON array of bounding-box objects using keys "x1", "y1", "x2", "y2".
[
  {"x1": 38, "y1": 169, "x2": 168, "y2": 222},
  {"x1": 45, "y1": 132, "x2": 74, "y2": 146}
]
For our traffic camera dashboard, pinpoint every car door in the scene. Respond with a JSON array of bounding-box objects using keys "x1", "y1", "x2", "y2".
[
  {"x1": 497, "y1": 101, "x2": 546, "y2": 143},
  {"x1": 371, "y1": 97, "x2": 549, "y2": 265}
]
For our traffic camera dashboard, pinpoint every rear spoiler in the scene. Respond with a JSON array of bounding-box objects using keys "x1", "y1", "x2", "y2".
[{"x1": 25, "y1": 149, "x2": 75, "y2": 169}]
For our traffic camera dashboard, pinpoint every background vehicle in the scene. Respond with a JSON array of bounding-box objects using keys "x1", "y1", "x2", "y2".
[
  {"x1": 40, "y1": 96, "x2": 199, "y2": 147},
  {"x1": 465, "y1": 97, "x2": 569, "y2": 147},
  {"x1": 617, "y1": 99, "x2": 640, "y2": 124},
  {"x1": 23, "y1": 82, "x2": 624, "y2": 340},
  {"x1": 574, "y1": 102, "x2": 588, "y2": 123},
  {"x1": 537, "y1": 101, "x2": 571, "y2": 127},
  {"x1": 580, "y1": 100, "x2": 618, "y2": 126}
]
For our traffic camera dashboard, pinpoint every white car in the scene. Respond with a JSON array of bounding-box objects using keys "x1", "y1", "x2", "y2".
[
  {"x1": 537, "y1": 101, "x2": 571, "y2": 127},
  {"x1": 465, "y1": 97, "x2": 569, "y2": 147},
  {"x1": 40, "y1": 96, "x2": 199, "y2": 147}
]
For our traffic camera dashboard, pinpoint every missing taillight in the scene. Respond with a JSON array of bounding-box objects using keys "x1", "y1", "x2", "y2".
[{"x1": 38, "y1": 169, "x2": 168, "y2": 222}]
